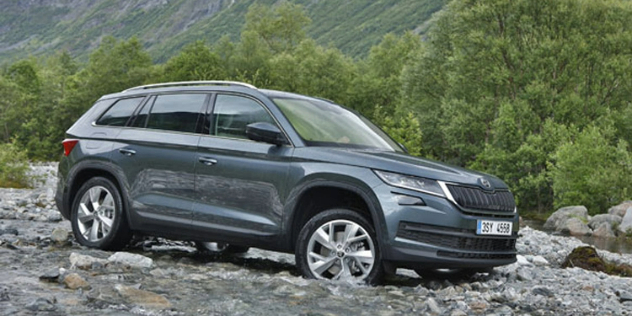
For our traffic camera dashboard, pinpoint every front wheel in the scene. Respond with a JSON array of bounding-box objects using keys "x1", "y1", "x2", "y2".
[
  {"x1": 295, "y1": 209, "x2": 383, "y2": 285},
  {"x1": 70, "y1": 177, "x2": 132, "y2": 250}
]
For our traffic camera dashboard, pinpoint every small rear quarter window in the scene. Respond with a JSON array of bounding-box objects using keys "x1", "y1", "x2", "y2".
[{"x1": 96, "y1": 97, "x2": 145, "y2": 126}]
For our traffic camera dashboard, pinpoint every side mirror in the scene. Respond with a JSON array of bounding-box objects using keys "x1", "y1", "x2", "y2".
[{"x1": 246, "y1": 122, "x2": 288, "y2": 146}]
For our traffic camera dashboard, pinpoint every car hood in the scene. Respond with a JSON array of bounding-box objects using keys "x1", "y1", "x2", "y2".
[{"x1": 293, "y1": 147, "x2": 509, "y2": 191}]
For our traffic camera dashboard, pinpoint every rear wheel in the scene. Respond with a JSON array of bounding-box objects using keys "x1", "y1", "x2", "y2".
[
  {"x1": 70, "y1": 177, "x2": 131, "y2": 250},
  {"x1": 296, "y1": 209, "x2": 383, "y2": 284},
  {"x1": 195, "y1": 242, "x2": 249, "y2": 254}
]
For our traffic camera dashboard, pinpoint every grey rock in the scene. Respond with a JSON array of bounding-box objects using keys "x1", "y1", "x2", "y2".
[
  {"x1": 0, "y1": 227, "x2": 18, "y2": 236},
  {"x1": 114, "y1": 284, "x2": 172, "y2": 309},
  {"x1": 532, "y1": 286, "x2": 554, "y2": 297},
  {"x1": 516, "y1": 255, "x2": 532, "y2": 266},
  {"x1": 108, "y1": 252, "x2": 153, "y2": 269},
  {"x1": 588, "y1": 214, "x2": 622, "y2": 229},
  {"x1": 425, "y1": 297, "x2": 442, "y2": 315},
  {"x1": 50, "y1": 227, "x2": 69, "y2": 243},
  {"x1": 559, "y1": 217, "x2": 591, "y2": 236},
  {"x1": 516, "y1": 267, "x2": 534, "y2": 281},
  {"x1": 609, "y1": 201, "x2": 632, "y2": 217},
  {"x1": 543, "y1": 206, "x2": 589, "y2": 230},
  {"x1": 69, "y1": 252, "x2": 107, "y2": 270},
  {"x1": 592, "y1": 222, "x2": 616, "y2": 238},
  {"x1": 618, "y1": 208, "x2": 632, "y2": 234},
  {"x1": 619, "y1": 290, "x2": 632, "y2": 303},
  {"x1": 531, "y1": 255, "x2": 549, "y2": 266},
  {"x1": 25, "y1": 297, "x2": 57, "y2": 311},
  {"x1": 39, "y1": 268, "x2": 61, "y2": 282},
  {"x1": 0, "y1": 287, "x2": 8, "y2": 301}
]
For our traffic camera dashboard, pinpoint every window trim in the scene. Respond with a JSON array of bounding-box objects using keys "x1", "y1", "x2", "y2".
[
  {"x1": 205, "y1": 92, "x2": 294, "y2": 147},
  {"x1": 93, "y1": 96, "x2": 148, "y2": 127}
]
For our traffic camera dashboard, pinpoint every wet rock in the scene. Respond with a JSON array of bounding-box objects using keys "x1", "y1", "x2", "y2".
[
  {"x1": 543, "y1": 205, "x2": 589, "y2": 231},
  {"x1": 63, "y1": 273, "x2": 91, "y2": 290},
  {"x1": 25, "y1": 297, "x2": 57, "y2": 311},
  {"x1": 108, "y1": 252, "x2": 153, "y2": 269},
  {"x1": 51, "y1": 227, "x2": 69, "y2": 243},
  {"x1": 592, "y1": 222, "x2": 616, "y2": 238},
  {"x1": 0, "y1": 287, "x2": 8, "y2": 301},
  {"x1": 559, "y1": 217, "x2": 591, "y2": 236},
  {"x1": 39, "y1": 268, "x2": 61, "y2": 283},
  {"x1": 0, "y1": 227, "x2": 18, "y2": 236},
  {"x1": 532, "y1": 286, "x2": 554, "y2": 297},
  {"x1": 70, "y1": 252, "x2": 107, "y2": 269},
  {"x1": 609, "y1": 201, "x2": 632, "y2": 217},
  {"x1": 114, "y1": 284, "x2": 172, "y2": 309},
  {"x1": 619, "y1": 291, "x2": 632, "y2": 303}
]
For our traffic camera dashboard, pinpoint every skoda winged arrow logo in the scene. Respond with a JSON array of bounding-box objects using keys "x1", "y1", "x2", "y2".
[{"x1": 479, "y1": 178, "x2": 492, "y2": 190}]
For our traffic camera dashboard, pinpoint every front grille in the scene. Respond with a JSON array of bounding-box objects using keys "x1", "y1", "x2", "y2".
[
  {"x1": 397, "y1": 222, "x2": 517, "y2": 253},
  {"x1": 447, "y1": 185, "x2": 516, "y2": 212}
]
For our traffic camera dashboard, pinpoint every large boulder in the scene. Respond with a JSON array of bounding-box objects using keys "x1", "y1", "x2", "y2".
[
  {"x1": 609, "y1": 201, "x2": 632, "y2": 217},
  {"x1": 592, "y1": 222, "x2": 616, "y2": 238},
  {"x1": 588, "y1": 214, "x2": 622, "y2": 230},
  {"x1": 618, "y1": 207, "x2": 632, "y2": 234},
  {"x1": 543, "y1": 206, "x2": 589, "y2": 231},
  {"x1": 559, "y1": 218, "x2": 591, "y2": 236}
]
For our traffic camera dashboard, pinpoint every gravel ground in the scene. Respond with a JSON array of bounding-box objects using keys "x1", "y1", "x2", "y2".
[{"x1": 0, "y1": 163, "x2": 631, "y2": 315}]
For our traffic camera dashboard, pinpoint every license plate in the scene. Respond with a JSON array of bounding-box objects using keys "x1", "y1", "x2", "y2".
[{"x1": 476, "y1": 220, "x2": 513, "y2": 236}]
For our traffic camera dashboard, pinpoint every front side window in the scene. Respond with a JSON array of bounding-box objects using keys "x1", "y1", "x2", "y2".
[
  {"x1": 211, "y1": 94, "x2": 276, "y2": 139},
  {"x1": 96, "y1": 97, "x2": 144, "y2": 126},
  {"x1": 146, "y1": 94, "x2": 207, "y2": 133}
]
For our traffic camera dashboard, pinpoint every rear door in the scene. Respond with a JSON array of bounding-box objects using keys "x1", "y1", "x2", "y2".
[
  {"x1": 192, "y1": 93, "x2": 293, "y2": 243},
  {"x1": 112, "y1": 93, "x2": 209, "y2": 233}
]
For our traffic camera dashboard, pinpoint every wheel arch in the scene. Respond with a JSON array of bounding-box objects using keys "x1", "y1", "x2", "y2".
[
  {"x1": 285, "y1": 179, "x2": 386, "y2": 252},
  {"x1": 65, "y1": 160, "x2": 132, "y2": 227}
]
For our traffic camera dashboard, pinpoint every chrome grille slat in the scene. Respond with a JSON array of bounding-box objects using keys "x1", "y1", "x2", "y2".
[{"x1": 447, "y1": 185, "x2": 516, "y2": 212}]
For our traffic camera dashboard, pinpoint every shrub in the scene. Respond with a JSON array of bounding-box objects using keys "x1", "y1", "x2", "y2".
[{"x1": 0, "y1": 140, "x2": 30, "y2": 188}]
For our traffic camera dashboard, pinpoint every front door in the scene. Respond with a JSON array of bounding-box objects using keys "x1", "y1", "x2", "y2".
[{"x1": 192, "y1": 94, "x2": 293, "y2": 243}]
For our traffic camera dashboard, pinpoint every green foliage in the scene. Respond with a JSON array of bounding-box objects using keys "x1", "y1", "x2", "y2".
[
  {"x1": 0, "y1": 140, "x2": 30, "y2": 188},
  {"x1": 162, "y1": 41, "x2": 226, "y2": 81},
  {"x1": 372, "y1": 106, "x2": 423, "y2": 157},
  {"x1": 403, "y1": 0, "x2": 632, "y2": 213},
  {"x1": 550, "y1": 125, "x2": 632, "y2": 215}
]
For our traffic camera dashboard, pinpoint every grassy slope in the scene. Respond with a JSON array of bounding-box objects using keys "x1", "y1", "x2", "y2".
[{"x1": 0, "y1": 0, "x2": 444, "y2": 63}]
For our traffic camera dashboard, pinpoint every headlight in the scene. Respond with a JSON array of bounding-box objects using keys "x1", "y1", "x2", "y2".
[{"x1": 374, "y1": 170, "x2": 446, "y2": 197}]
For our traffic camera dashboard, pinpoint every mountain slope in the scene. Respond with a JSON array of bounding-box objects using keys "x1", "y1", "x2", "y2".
[{"x1": 0, "y1": 0, "x2": 444, "y2": 63}]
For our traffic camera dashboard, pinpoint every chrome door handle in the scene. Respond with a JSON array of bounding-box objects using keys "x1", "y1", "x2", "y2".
[
  {"x1": 198, "y1": 157, "x2": 218, "y2": 166},
  {"x1": 119, "y1": 148, "x2": 136, "y2": 156}
]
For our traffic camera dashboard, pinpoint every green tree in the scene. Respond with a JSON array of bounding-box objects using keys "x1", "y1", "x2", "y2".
[
  {"x1": 402, "y1": 0, "x2": 632, "y2": 213},
  {"x1": 550, "y1": 125, "x2": 632, "y2": 215},
  {"x1": 163, "y1": 41, "x2": 226, "y2": 81}
]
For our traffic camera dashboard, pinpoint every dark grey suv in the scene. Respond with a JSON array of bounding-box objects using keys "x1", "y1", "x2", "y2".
[{"x1": 55, "y1": 81, "x2": 518, "y2": 284}]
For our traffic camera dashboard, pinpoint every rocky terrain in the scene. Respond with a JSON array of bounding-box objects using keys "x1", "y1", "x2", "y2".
[{"x1": 1, "y1": 164, "x2": 632, "y2": 315}]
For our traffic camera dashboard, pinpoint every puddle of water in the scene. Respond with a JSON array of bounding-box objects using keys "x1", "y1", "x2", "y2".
[{"x1": 522, "y1": 219, "x2": 632, "y2": 255}]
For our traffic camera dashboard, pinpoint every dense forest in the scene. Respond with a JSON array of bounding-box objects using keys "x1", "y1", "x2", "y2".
[{"x1": 1, "y1": 0, "x2": 632, "y2": 218}]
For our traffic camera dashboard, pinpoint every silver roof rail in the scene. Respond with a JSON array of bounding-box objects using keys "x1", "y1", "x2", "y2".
[{"x1": 122, "y1": 81, "x2": 257, "y2": 92}]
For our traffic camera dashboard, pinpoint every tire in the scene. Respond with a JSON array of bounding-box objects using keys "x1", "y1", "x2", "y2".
[
  {"x1": 414, "y1": 267, "x2": 492, "y2": 280},
  {"x1": 295, "y1": 209, "x2": 383, "y2": 285},
  {"x1": 70, "y1": 177, "x2": 132, "y2": 250},
  {"x1": 195, "y1": 241, "x2": 250, "y2": 254}
]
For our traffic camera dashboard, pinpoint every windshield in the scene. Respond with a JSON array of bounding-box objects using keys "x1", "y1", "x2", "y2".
[{"x1": 273, "y1": 97, "x2": 403, "y2": 152}]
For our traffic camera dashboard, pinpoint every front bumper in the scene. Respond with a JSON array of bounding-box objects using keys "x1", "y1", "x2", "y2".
[{"x1": 374, "y1": 184, "x2": 518, "y2": 270}]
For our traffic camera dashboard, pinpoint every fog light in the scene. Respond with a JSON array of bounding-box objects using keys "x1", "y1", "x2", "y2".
[{"x1": 395, "y1": 194, "x2": 425, "y2": 206}]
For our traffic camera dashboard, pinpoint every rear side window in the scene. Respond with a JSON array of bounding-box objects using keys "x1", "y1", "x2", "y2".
[
  {"x1": 96, "y1": 97, "x2": 144, "y2": 126},
  {"x1": 146, "y1": 94, "x2": 206, "y2": 133},
  {"x1": 212, "y1": 94, "x2": 276, "y2": 139}
]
